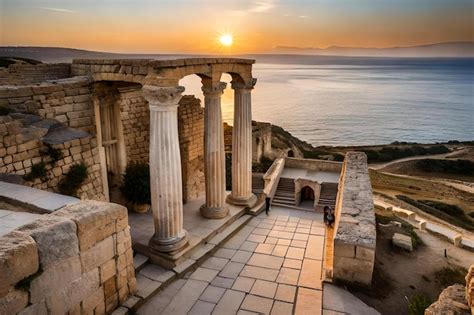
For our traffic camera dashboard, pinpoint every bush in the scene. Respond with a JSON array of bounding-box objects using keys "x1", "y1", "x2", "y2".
[
  {"x1": 121, "y1": 162, "x2": 150, "y2": 204},
  {"x1": 415, "y1": 159, "x2": 474, "y2": 175},
  {"x1": 408, "y1": 294, "x2": 431, "y2": 315},
  {"x1": 23, "y1": 162, "x2": 48, "y2": 181},
  {"x1": 434, "y1": 267, "x2": 467, "y2": 288},
  {"x1": 362, "y1": 145, "x2": 450, "y2": 163},
  {"x1": 58, "y1": 163, "x2": 88, "y2": 197},
  {"x1": 44, "y1": 144, "x2": 64, "y2": 164}
]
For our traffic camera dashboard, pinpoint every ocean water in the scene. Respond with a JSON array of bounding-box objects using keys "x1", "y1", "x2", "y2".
[{"x1": 180, "y1": 57, "x2": 474, "y2": 146}]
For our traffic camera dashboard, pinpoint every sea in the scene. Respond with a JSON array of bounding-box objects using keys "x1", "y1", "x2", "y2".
[{"x1": 180, "y1": 56, "x2": 474, "y2": 146}]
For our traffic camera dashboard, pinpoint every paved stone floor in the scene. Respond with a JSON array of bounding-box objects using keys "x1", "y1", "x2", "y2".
[
  {"x1": 137, "y1": 206, "x2": 326, "y2": 315},
  {"x1": 0, "y1": 209, "x2": 42, "y2": 236}
]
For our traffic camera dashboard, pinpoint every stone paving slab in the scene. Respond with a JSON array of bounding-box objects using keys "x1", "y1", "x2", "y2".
[
  {"x1": 137, "y1": 208, "x2": 328, "y2": 314},
  {"x1": 0, "y1": 209, "x2": 42, "y2": 236},
  {"x1": 0, "y1": 181, "x2": 78, "y2": 213}
]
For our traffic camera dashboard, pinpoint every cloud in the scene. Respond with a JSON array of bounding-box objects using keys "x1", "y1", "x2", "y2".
[
  {"x1": 249, "y1": 1, "x2": 275, "y2": 13},
  {"x1": 228, "y1": 1, "x2": 275, "y2": 16},
  {"x1": 39, "y1": 7, "x2": 76, "y2": 13},
  {"x1": 299, "y1": 15, "x2": 308, "y2": 18}
]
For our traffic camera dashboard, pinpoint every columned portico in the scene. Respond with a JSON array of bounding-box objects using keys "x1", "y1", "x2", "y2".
[
  {"x1": 142, "y1": 85, "x2": 188, "y2": 253},
  {"x1": 200, "y1": 82, "x2": 229, "y2": 219},
  {"x1": 226, "y1": 80, "x2": 257, "y2": 207}
]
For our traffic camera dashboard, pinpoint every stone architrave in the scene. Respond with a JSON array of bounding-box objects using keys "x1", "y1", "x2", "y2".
[
  {"x1": 200, "y1": 82, "x2": 229, "y2": 219},
  {"x1": 227, "y1": 79, "x2": 258, "y2": 207},
  {"x1": 142, "y1": 85, "x2": 188, "y2": 253}
]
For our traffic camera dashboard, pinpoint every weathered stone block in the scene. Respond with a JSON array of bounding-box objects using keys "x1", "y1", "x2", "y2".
[
  {"x1": 355, "y1": 245, "x2": 375, "y2": 262},
  {"x1": 0, "y1": 289, "x2": 28, "y2": 315},
  {"x1": 18, "y1": 217, "x2": 79, "y2": 269},
  {"x1": 392, "y1": 233, "x2": 413, "y2": 252},
  {"x1": 46, "y1": 268, "x2": 100, "y2": 314},
  {"x1": 0, "y1": 231, "x2": 39, "y2": 296},
  {"x1": 333, "y1": 256, "x2": 374, "y2": 286},
  {"x1": 29, "y1": 255, "x2": 82, "y2": 303},
  {"x1": 80, "y1": 236, "x2": 115, "y2": 272},
  {"x1": 54, "y1": 201, "x2": 127, "y2": 250},
  {"x1": 334, "y1": 242, "x2": 356, "y2": 258},
  {"x1": 17, "y1": 300, "x2": 48, "y2": 315},
  {"x1": 100, "y1": 258, "x2": 117, "y2": 283}
]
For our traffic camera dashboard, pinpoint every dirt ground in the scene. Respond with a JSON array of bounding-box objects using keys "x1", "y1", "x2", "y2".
[{"x1": 351, "y1": 220, "x2": 473, "y2": 315}]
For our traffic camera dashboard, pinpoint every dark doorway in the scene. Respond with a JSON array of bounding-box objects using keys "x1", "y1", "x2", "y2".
[
  {"x1": 301, "y1": 186, "x2": 315, "y2": 201},
  {"x1": 288, "y1": 150, "x2": 294, "y2": 157}
]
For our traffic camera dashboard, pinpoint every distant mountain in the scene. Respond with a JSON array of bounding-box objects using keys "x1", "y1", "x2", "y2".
[
  {"x1": 272, "y1": 41, "x2": 474, "y2": 57},
  {"x1": 0, "y1": 43, "x2": 473, "y2": 66}
]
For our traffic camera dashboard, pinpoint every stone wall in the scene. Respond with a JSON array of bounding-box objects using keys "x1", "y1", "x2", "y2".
[
  {"x1": 178, "y1": 95, "x2": 205, "y2": 202},
  {"x1": 0, "y1": 63, "x2": 71, "y2": 85},
  {"x1": 467, "y1": 265, "x2": 474, "y2": 314},
  {"x1": 0, "y1": 114, "x2": 104, "y2": 200},
  {"x1": 0, "y1": 76, "x2": 95, "y2": 133},
  {"x1": 284, "y1": 157, "x2": 343, "y2": 173},
  {"x1": 332, "y1": 152, "x2": 376, "y2": 287},
  {"x1": 0, "y1": 200, "x2": 136, "y2": 314},
  {"x1": 119, "y1": 86, "x2": 150, "y2": 163}
]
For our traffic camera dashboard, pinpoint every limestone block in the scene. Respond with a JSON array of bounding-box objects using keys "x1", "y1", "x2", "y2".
[
  {"x1": 80, "y1": 236, "x2": 115, "y2": 272},
  {"x1": 29, "y1": 255, "x2": 82, "y2": 303},
  {"x1": 17, "y1": 217, "x2": 79, "y2": 269},
  {"x1": 0, "y1": 231, "x2": 39, "y2": 295},
  {"x1": 392, "y1": 233, "x2": 413, "y2": 251},
  {"x1": 54, "y1": 201, "x2": 127, "y2": 250},
  {"x1": 453, "y1": 235, "x2": 462, "y2": 247},
  {"x1": 81, "y1": 286, "x2": 105, "y2": 315},
  {"x1": 333, "y1": 242, "x2": 355, "y2": 258},
  {"x1": 0, "y1": 289, "x2": 28, "y2": 315},
  {"x1": 46, "y1": 268, "x2": 100, "y2": 314},
  {"x1": 333, "y1": 256, "x2": 374, "y2": 286},
  {"x1": 355, "y1": 245, "x2": 375, "y2": 262},
  {"x1": 100, "y1": 258, "x2": 117, "y2": 283}
]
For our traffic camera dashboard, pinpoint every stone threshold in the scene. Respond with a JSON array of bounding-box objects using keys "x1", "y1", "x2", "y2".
[{"x1": 117, "y1": 211, "x2": 256, "y2": 313}]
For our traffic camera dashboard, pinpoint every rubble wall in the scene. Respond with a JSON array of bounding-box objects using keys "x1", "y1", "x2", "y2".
[
  {"x1": 332, "y1": 152, "x2": 376, "y2": 286},
  {"x1": 0, "y1": 200, "x2": 137, "y2": 315}
]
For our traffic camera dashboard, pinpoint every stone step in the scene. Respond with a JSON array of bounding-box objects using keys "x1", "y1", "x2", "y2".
[
  {"x1": 272, "y1": 202, "x2": 315, "y2": 212},
  {"x1": 273, "y1": 195, "x2": 295, "y2": 202}
]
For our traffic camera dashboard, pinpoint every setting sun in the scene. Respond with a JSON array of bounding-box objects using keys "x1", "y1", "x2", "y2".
[{"x1": 219, "y1": 34, "x2": 233, "y2": 47}]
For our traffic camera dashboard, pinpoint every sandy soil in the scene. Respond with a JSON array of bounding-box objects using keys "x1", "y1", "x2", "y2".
[{"x1": 352, "y1": 222, "x2": 473, "y2": 315}]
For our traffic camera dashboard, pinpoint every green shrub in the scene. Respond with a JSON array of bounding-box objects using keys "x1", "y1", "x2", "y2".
[
  {"x1": 0, "y1": 106, "x2": 10, "y2": 116},
  {"x1": 415, "y1": 159, "x2": 474, "y2": 175},
  {"x1": 434, "y1": 267, "x2": 467, "y2": 288},
  {"x1": 121, "y1": 162, "x2": 150, "y2": 204},
  {"x1": 44, "y1": 144, "x2": 64, "y2": 164},
  {"x1": 58, "y1": 163, "x2": 88, "y2": 197},
  {"x1": 24, "y1": 162, "x2": 48, "y2": 181},
  {"x1": 408, "y1": 294, "x2": 431, "y2": 315}
]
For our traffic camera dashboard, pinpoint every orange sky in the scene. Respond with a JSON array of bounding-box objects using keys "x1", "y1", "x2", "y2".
[{"x1": 1, "y1": 0, "x2": 473, "y2": 54}]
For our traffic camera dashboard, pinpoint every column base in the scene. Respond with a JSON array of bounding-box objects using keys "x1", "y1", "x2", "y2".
[
  {"x1": 148, "y1": 230, "x2": 188, "y2": 254},
  {"x1": 226, "y1": 193, "x2": 258, "y2": 208},
  {"x1": 200, "y1": 204, "x2": 229, "y2": 219}
]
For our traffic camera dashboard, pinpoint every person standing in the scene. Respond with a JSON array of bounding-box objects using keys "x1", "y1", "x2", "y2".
[{"x1": 265, "y1": 195, "x2": 271, "y2": 215}]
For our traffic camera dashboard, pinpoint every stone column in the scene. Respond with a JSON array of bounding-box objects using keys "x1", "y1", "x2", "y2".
[
  {"x1": 200, "y1": 82, "x2": 229, "y2": 219},
  {"x1": 142, "y1": 85, "x2": 188, "y2": 253},
  {"x1": 226, "y1": 80, "x2": 257, "y2": 207}
]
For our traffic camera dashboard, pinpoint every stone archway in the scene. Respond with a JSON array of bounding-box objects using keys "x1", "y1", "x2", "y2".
[{"x1": 288, "y1": 150, "x2": 295, "y2": 157}]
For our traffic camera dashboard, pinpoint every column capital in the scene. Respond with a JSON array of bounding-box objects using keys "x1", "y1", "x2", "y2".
[
  {"x1": 142, "y1": 85, "x2": 184, "y2": 109},
  {"x1": 202, "y1": 82, "x2": 227, "y2": 96},
  {"x1": 231, "y1": 78, "x2": 257, "y2": 90}
]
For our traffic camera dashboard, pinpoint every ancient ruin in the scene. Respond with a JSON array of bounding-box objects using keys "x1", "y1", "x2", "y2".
[{"x1": 0, "y1": 58, "x2": 377, "y2": 314}]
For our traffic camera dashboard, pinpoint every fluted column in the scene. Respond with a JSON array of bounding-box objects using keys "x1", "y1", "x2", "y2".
[
  {"x1": 142, "y1": 85, "x2": 188, "y2": 253},
  {"x1": 226, "y1": 79, "x2": 257, "y2": 207},
  {"x1": 200, "y1": 82, "x2": 229, "y2": 219}
]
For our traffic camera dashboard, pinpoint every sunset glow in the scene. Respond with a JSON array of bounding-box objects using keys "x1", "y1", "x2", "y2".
[
  {"x1": 219, "y1": 34, "x2": 233, "y2": 47},
  {"x1": 0, "y1": 0, "x2": 473, "y2": 54}
]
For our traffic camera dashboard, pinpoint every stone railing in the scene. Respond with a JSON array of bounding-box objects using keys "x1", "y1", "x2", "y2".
[
  {"x1": 332, "y1": 152, "x2": 376, "y2": 287},
  {"x1": 0, "y1": 200, "x2": 136, "y2": 314},
  {"x1": 284, "y1": 157, "x2": 342, "y2": 172},
  {"x1": 263, "y1": 157, "x2": 285, "y2": 200}
]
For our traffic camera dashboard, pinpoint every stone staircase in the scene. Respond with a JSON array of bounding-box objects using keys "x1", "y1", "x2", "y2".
[
  {"x1": 317, "y1": 183, "x2": 338, "y2": 210},
  {"x1": 272, "y1": 177, "x2": 296, "y2": 207}
]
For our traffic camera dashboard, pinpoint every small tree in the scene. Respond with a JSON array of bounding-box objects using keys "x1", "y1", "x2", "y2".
[
  {"x1": 58, "y1": 163, "x2": 88, "y2": 197},
  {"x1": 121, "y1": 162, "x2": 151, "y2": 205}
]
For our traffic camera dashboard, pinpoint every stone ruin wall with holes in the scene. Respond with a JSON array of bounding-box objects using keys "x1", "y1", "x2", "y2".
[
  {"x1": 0, "y1": 200, "x2": 137, "y2": 314},
  {"x1": 0, "y1": 62, "x2": 205, "y2": 202}
]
